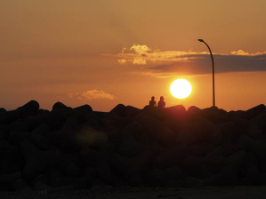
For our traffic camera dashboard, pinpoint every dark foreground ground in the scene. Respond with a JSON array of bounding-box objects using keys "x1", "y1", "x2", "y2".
[
  {"x1": 1, "y1": 185, "x2": 266, "y2": 199},
  {"x1": 1, "y1": 100, "x2": 266, "y2": 197}
]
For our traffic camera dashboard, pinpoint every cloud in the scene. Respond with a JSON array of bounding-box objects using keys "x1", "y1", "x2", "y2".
[
  {"x1": 148, "y1": 54, "x2": 266, "y2": 75},
  {"x1": 130, "y1": 44, "x2": 151, "y2": 54},
  {"x1": 68, "y1": 89, "x2": 115, "y2": 100},
  {"x1": 231, "y1": 50, "x2": 250, "y2": 56},
  {"x1": 118, "y1": 59, "x2": 127, "y2": 64},
  {"x1": 230, "y1": 50, "x2": 266, "y2": 56},
  {"x1": 103, "y1": 44, "x2": 210, "y2": 65},
  {"x1": 104, "y1": 44, "x2": 266, "y2": 76}
]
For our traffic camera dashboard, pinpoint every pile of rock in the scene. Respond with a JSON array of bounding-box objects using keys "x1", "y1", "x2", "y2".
[{"x1": 0, "y1": 101, "x2": 266, "y2": 192}]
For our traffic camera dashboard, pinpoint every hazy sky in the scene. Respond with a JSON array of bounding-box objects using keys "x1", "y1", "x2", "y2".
[{"x1": 1, "y1": 0, "x2": 266, "y2": 111}]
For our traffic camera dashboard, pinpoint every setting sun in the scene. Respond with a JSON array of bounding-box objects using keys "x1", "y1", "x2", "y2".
[{"x1": 170, "y1": 79, "x2": 192, "y2": 99}]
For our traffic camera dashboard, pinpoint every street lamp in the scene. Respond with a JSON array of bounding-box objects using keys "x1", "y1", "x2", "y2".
[{"x1": 198, "y1": 39, "x2": 215, "y2": 107}]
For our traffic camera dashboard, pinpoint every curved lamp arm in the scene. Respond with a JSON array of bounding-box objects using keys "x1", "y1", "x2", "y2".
[{"x1": 198, "y1": 39, "x2": 215, "y2": 107}]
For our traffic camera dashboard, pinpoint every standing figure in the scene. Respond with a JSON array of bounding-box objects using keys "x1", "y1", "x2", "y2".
[
  {"x1": 149, "y1": 96, "x2": 156, "y2": 107},
  {"x1": 158, "y1": 96, "x2": 165, "y2": 109}
]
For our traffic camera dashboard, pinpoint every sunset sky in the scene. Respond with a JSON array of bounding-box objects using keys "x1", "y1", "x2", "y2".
[{"x1": 1, "y1": 0, "x2": 266, "y2": 112}]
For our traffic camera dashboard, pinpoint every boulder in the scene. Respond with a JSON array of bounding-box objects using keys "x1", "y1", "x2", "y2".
[
  {"x1": 137, "y1": 114, "x2": 176, "y2": 146},
  {"x1": 236, "y1": 134, "x2": 254, "y2": 151},
  {"x1": 245, "y1": 166, "x2": 260, "y2": 185},
  {"x1": 110, "y1": 104, "x2": 126, "y2": 117},
  {"x1": 48, "y1": 103, "x2": 74, "y2": 130},
  {"x1": 245, "y1": 104, "x2": 266, "y2": 120},
  {"x1": 221, "y1": 150, "x2": 246, "y2": 185},
  {"x1": 89, "y1": 181, "x2": 114, "y2": 194},
  {"x1": 205, "y1": 154, "x2": 227, "y2": 174},
  {"x1": 17, "y1": 100, "x2": 39, "y2": 118},
  {"x1": 110, "y1": 149, "x2": 156, "y2": 185},
  {"x1": 229, "y1": 110, "x2": 247, "y2": 119},
  {"x1": 125, "y1": 106, "x2": 141, "y2": 117},
  {"x1": 20, "y1": 138, "x2": 38, "y2": 160},
  {"x1": 54, "y1": 154, "x2": 79, "y2": 177},
  {"x1": 152, "y1": 144, "x2": 187, "y2": 169},
  {"x1": 119, "y1": 142, "x2": 144, "y2": 157},
  {"x1": 80, "y1": 147, "x2": 103, "y2": 167},
  {"x1": 75, "y1": 126, "x2": 108, "y2": 148},
  {"x1": 250, "y1": 113, "x2": 266, "y2": 135},
  {"x1": 96, "y1": 158, "x2": 117, "y2": 185},
  {"x1": 205, "y1": 151, "x2": 246, "y2": 186},
  {"x1": 182, "y1": 155, "x2": 211, "y2": 178},
  {"x1": 8, "y1": 131, "x2": 30, "y2": 144},
  {"x1": 231, "y1": 117, "x2": 249, "y2": 132},
  {"x1": 83, "y1": 167, "x2": 97, "y2": 184},
  {"x1": 32, "y1": 123, "x2": 50, "y2": 135},
  {"x1": 9, "y1": 120, "x2": 29, "y2": 132},
  {"x1": 52, "y1": 102, "x2": 68, "y2": 110},
  {"x1": 49, "y1": 177, "x2": 87, "y2": 188},
  {"x1": 187, "y1": 106, "x2": 201, "y2": 118},
  {"x1": 73, "y1": 104, "x2": 93, "y2": 123},
  {"x1": 33, "y1": 181, "x2": 50, "y2": 192},
  {"x1": 24, "y1": 110, "x2": 51, "y2": 131},
  {"x1": 165, "y1": 105, "x2": 187, "y2": 120},
  {"x1": 44, "y1": 115, "x2": 80, "y2": 151},
  {"x1": 100, "y1": 112, "x2": 132, "y2": 130},
  {"x1": 142, "y1": 106, "x2": 167, "y2": 121},
  {"x1": 1, "y1": 146, "x2": 22, "y2": 174},
  {"x1": 247, "y1": 124, "x2": 264, "y2": 140},
  {"x1": 96, "y1": 142, "x2": 115, "y2": 155},
  {"x1": 250, "y1": 140, "x2": 266, "y2": 172},
  {"x1": 261, "y1": 173, "x2": 266, "y2": 185},
  {"x1": 0, "y1": 139, "x2": 9, "y2": 150},
  {"x1": 0, "y1": 110, "x2": 20, "y2": 124},
  {"x1": 240, "y1": 152, "x2": 259, "y2": 177},
  {"x1": 177, "y1": 120, "x2": 214, "y2": 144},
  {"x1": 90, "y1": 185, "x2": 102, "y2": 194},
  {"x1": 34, "y1": 174, "x2": 49, "y2": 184},
  {"x1": 123, "y1": 121, "x2": 146, "y2": 143},
  {"x1": 104, "y1": 130, "x2": 123, "y2": 146},
  {"x1": 188, "y1": 144, "x2": 213, "y2": 157},
  {"x1": 184, "y1": 176, "x2": 205, "y2": 187},
  {"x1": 206, "y1": 146, "x2": 224, "y2": 157},
  {"x1": 82, "y1": 117, "x2": 102, "y2": 131},
  {"x1": 221, "y1": 142, "x2": 238, "y2": 157},
  {"x1": 12, "y1": 178, "x2": 32, "y2": 192},
  {"x1": 0, "y1": 172, "x2": 22, "y2": 191},
  {"x1": 29, "y1": 133, "x2": 51, "y2": 150},
  {"x1": 149, "y1": 167, "x2": 183, "y2": 185},
  {"x1": 46, "y1": 168, "x2": 63, "y2": 181},
  {"x1": 0, "y1": 124, "x2": 9, "y2": 139},
  {"x1": 200, "y1": 106, "x2": 230, "y2": 123},
  {"x1": 209, "y1": 128, "x2": 224, "y2": 145},
  {"x1": 20, "y1": 139, "x2": 59, "y2": 180},
  {"x1": 216, "y1": 121, "x2": 239, "y2": 142},
  {"x1": 92, "y1": 178, "x2": 107, "y2": 186}
]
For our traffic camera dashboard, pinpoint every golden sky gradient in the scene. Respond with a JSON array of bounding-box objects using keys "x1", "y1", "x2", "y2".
[{"x1": 1, "y1": 0, "x2": 266, "y2": 111}]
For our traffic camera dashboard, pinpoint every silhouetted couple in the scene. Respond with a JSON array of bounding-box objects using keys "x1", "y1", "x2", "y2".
[{"x1": 149, "y1": 96, "x2": 165, "y2": 108}]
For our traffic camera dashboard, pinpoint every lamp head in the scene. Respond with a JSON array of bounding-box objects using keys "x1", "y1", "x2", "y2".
[{"x1": 198, "y1": 39, "x2": 204, "y2": 42}]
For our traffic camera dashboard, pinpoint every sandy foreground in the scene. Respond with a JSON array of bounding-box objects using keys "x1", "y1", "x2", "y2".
[{"x1": 1, "y1": 186, "x2": 266, "y2": 199}]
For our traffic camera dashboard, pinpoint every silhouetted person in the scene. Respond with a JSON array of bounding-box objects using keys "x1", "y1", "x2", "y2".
[
  {"x1": 158, "y1": 96, "x2": 165, "y2": 109},
  {"x1": 149, "y1": 96, "x2": 156, "y2": 107}
]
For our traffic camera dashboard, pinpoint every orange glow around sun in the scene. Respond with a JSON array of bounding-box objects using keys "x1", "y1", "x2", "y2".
[{"x1": 170, "y1": 79, "x2": 192, "y2": 99}]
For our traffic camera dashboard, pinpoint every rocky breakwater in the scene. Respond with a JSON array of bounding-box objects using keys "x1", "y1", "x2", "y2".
[{"x1": 0, "y1": 101, "x2": 266, "y2": 192}]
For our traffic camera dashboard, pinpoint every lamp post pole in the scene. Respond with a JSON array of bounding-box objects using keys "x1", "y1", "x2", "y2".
[{"x1": 198, "y1": 39, "x2": 215, "y2": 107}]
